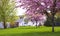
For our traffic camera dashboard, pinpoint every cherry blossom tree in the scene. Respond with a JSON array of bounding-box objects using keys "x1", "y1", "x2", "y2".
[
  {"x1": 26, "y1": 12, "x2": 46, "y2": 27},
  {"x1": 16, "y1": 0, "x2": 60, "y2": 32}
]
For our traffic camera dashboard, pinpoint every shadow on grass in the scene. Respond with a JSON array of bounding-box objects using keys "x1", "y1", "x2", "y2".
[{"x1": 0, "y1": 32, "x2": 60, "y2": 36}]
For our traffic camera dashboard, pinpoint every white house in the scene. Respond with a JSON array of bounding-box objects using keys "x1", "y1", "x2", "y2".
[
  {"x1": 15, "y1": 15, "x2": 47, "y2": 26},
  {"x1": 0, "y1": 22, "x2": 4, "y2": 28}
]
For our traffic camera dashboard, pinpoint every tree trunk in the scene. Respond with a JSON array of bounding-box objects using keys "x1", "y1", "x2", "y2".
[
  {"x1": 16, "y1": 22, "x2": 19, "y2": 27},
  {"x1": 51, "y1": 0, "x2": 56, "y2": 32},
  {"x1": 52, "y1": 14, "x2": 55, "y2": 32},
  {"x1": 3, "y1": 21, "x2": 7, "y2": 29},
  {"x1": 36, "y1": 21, "x2": 37, "y2": 28},
  {"x1": 3, "y1": 17, "x2": 7, "y2": 29}
]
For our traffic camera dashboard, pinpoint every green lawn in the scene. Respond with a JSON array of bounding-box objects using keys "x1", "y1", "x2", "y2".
[{"x1": 0, "y1": 26, "x2": 60, "y2": 36}]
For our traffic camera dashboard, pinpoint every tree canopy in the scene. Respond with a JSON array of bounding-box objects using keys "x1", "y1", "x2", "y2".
[{"x1": 16, "y1": 0, "x2": 60, "y2": 13}]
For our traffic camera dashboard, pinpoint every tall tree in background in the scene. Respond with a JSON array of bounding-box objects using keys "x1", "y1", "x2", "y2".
[
  {"x1": 0, "y1": 0, "x2": 17, "y2": 29},
  {"x1": 17, "y1": 0, "x2": 60, "y2": 32}
]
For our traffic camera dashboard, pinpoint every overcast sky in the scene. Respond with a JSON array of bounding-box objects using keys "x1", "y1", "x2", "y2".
[{"x1": 16, "y1": 8, "x2": 26, "y2": 16}]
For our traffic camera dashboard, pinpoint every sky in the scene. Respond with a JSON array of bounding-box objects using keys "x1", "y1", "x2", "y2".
[
  {"x1": 17, "y1": 8, "x2": 26, "y2": 16},
  {"x1": 16, "y1": 0, "x2": 26, "y2": 16}
]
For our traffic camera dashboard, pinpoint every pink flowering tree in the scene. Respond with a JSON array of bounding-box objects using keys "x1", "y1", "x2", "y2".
[
  {"x1": 26, "y1": 12, "x2": 46, "y2": 27},
  {"x1": 16, "y1": 0, "x2": 60, "y2": 32}
]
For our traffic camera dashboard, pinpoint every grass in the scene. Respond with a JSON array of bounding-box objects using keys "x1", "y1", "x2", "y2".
[{"x1": 0, "y1": 26, "x2": 60, "y2": 36}]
